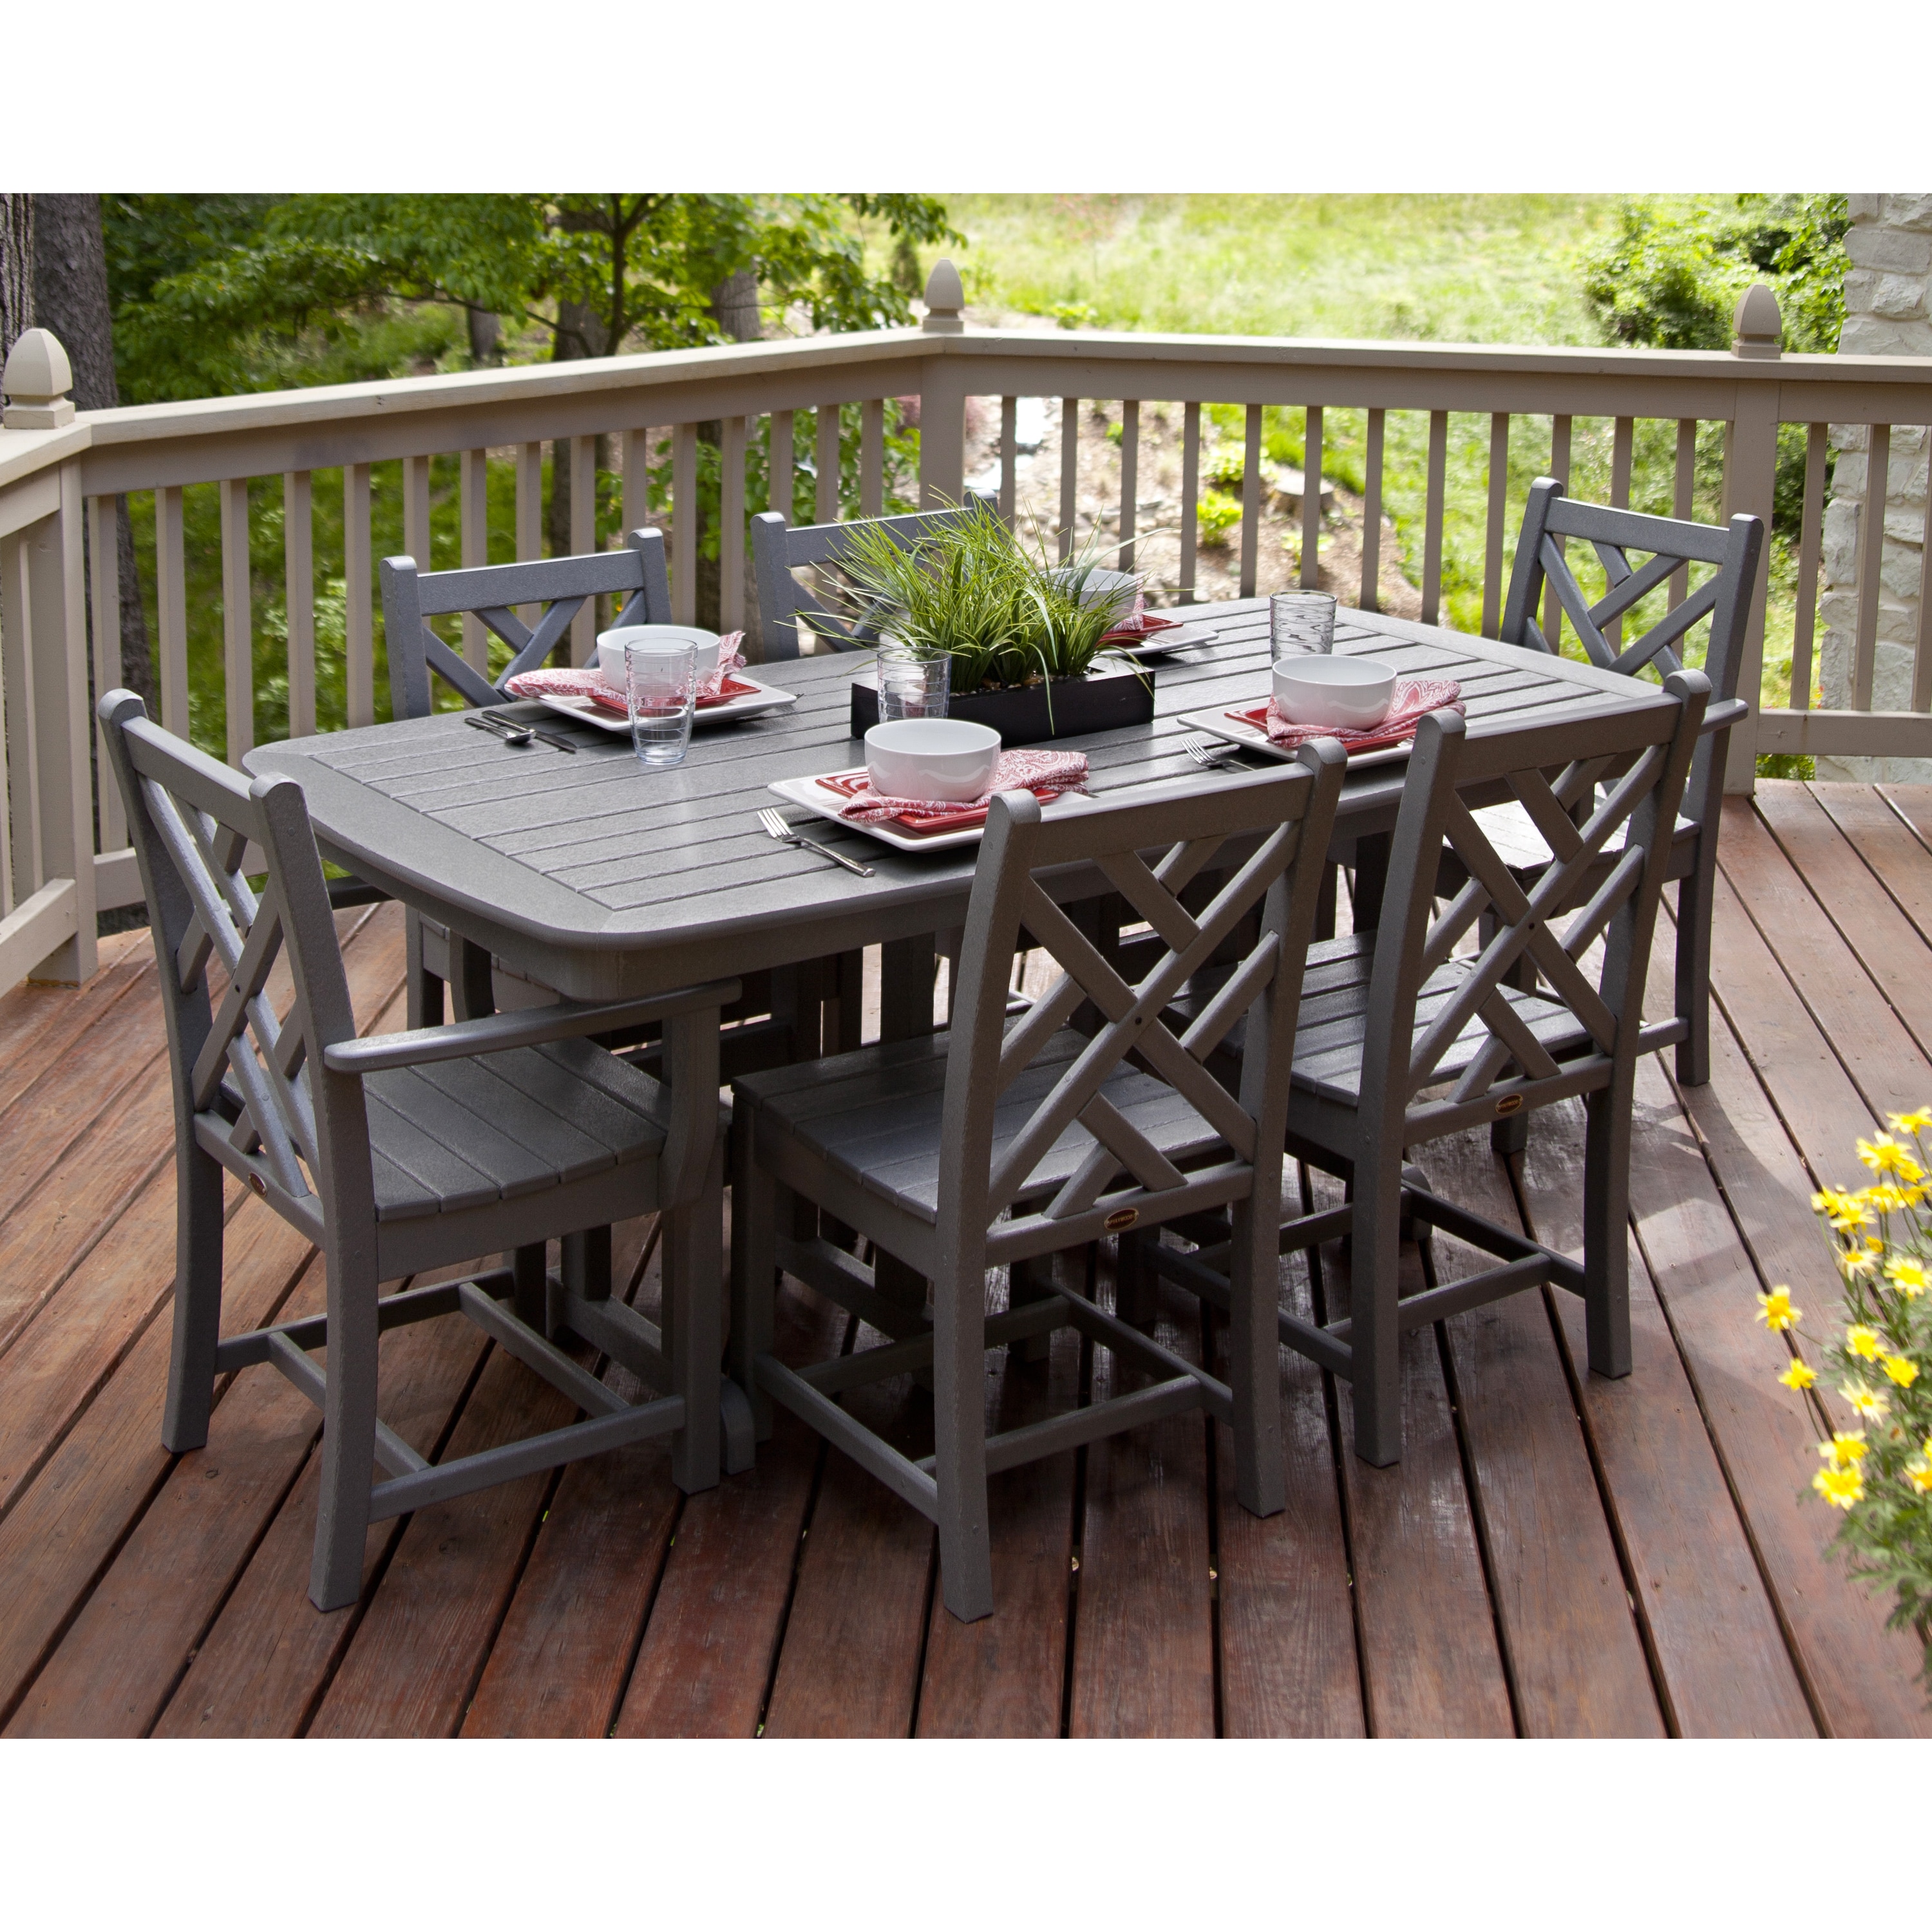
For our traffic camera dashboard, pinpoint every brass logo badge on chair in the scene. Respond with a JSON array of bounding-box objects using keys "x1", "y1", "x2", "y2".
[
  {"x1": 1494, "y1": 1094, "x2": 1524, "y2": 1116},
  {"x1": 1104, "y1": 1207, "x2": 1140, "y2": 1232}
]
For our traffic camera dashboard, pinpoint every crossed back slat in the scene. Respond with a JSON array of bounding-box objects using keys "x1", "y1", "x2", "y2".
[
  {"x1": 750, "y1": 495, "x2": 997, "y2": 660},
  {"x1": 380, "y1": 528, "x2": 671, "y2": 720},
  {"x1": 100, "y1": 693, "x2": 357, "y2": 1211},
  {"x1": 937, "y1": 750, "x2": 1346, "y2": 1247},
  {"x1": 1362, "y1": 681, "x2": 1708, "y2": 1129},
  {"x1": 1500, "y1": 478, "x2": 1762, "y2": 706}
]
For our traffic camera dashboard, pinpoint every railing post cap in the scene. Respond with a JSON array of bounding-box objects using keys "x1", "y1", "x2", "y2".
[
  {"x1": 1731, "y1": 283, "x2": 1782, "y2": 360},
  {"x1": 2, "y1": 327, "x2": 77, "y2": 429},
  {"x1": 922, "y1": 258, "x2": 965, "y2": 334}
]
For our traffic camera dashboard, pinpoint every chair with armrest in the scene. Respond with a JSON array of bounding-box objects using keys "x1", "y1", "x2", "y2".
[{"x1": 100, "y1": 688, "x2": 741, "y2": 1612}]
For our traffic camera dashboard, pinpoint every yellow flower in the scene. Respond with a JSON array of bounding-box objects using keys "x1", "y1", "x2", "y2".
[
  {"x1": 1841, "y1": 1248, "x2": 1879, "y2": 1279},
  {"x1": 1888, "y1": 1256, "x2": 1930, "y2": 1298},
  {"x1": 1847, "y1": 1324, "x2": 1886, "y2": 1361},
  {"x1": 1907, "y1": 1461, "x2": 1932, "y2": 1495},
  {"x1": 1884, "y1": 1354, "x2": 1920, "y2": 1387},
  {"x1": 1814, "y1": 1189, "x2": 1870, "y2": 1232},
  {"x1": 1756, "y1": 1287, "x2": 1800, "y2": 1332},
  {"x1": 1820, "y1": 1430, "x2": 1869, "y2": 1468},
  {"x1": 1778, "y1": 1357, "x2": 1819, "y2": 1390},
  {"x1": 1814, "y1": 1465, "x2": 1865, "y2": 1508},
  {"x1": 1842, "y1": 1383, "x2": 1891, "y2": 1419},
  {"x1": 1858, "y1": 1134, "x2": 1926, "y2": 1182},
  {"x1": 1866, "y1": 1183, "x2": 1913, "y2": 1214},
  {"x1": 1888, "y1": 1108, "x2": 1932, "y2": 1135}
]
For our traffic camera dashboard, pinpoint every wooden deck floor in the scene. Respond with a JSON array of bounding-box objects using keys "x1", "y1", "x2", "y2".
[{"x1": 3, "y1": 780, "x2": 1931, "y2": 1737}]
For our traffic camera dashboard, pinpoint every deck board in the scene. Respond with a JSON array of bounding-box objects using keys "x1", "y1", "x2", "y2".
[{"x1": 4, "y1": 789, "x2": 1931, "y2": 1736}]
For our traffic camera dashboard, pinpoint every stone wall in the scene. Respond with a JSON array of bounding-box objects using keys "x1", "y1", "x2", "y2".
[{"x1": 1818, "y1": 194, "x2": 1932, "y2": 781}]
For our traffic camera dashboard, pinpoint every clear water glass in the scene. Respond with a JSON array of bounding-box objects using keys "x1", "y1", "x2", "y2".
[
  {"x1": 876, "y1": 645, "x2": 951, "y2": 721},
  {"x1": 623, "y1": 639, "x2": 697, "y2": 768},
  {"x1": 1270, "y1": 590, "x2": 1337, "y2": 661}
]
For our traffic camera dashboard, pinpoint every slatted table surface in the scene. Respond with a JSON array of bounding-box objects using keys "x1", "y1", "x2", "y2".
[
  {"x1": 5, "y1": 781, "x2": 1932, "y2": 1736},
  {"x1": 247, "y1": 602, "x2": 1673, "y2": 1000}
]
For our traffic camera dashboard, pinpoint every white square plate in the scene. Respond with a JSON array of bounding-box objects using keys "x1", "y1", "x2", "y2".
[
  {"x1": 1177, "y1": 705, "x2": 1414, "y2": 770},
  {"x1": 766, "y1": 772, "x2": 1095, "y2": 853},
  {"x1": 536, "y1": 675, "x2": 798, "y2": 734},
  {"x1": 1098, "y1": 622, "x2": 1213, "y2": 661}
]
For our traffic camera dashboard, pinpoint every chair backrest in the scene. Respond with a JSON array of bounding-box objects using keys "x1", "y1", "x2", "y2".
[
  {"x1": 380, "y1": 527, "x2": 672, "y2": 720},
  {"x1": 1345, "y1": 676, "x2": 1709, "y2": 1148},
  {"x1": 99, "y1": 689, "x2": 361, "y2": 1228},
  {"x1": 934, "y1": 744, "x2": 1347, "y2": 1258},
  {"x1": 750, "y1": 493, "x2": 997, "y2": 660}
]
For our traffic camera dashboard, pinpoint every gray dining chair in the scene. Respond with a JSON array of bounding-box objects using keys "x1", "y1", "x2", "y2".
[
  {"x1": 1141, "y1": 675, "x2": 1709, "y2": 1467},
  {"x1": 1452, "y1": 479, "x2": 1763, "y2": 1097},
  {"x1": 728, "y1": 744, "x2": 1348, "y2": 1621},
  {"x1": 750, "y1": 493, "x2": 997, "y2": 660},
  {"x1": 100, "y1": 688, "x2": 740, "y2": 1613}
]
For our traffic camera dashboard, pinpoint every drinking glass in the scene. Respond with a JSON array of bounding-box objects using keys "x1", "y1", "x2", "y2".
[
  {"x1": 876, "y1": 644, "x2": 951, "y2": 721},
  {"x1": 623, "y1": 638, "x2": 697, "y2": 768},
  {"x1": 1270, "y1": 590, "x2": 1337, "y2": 661}
]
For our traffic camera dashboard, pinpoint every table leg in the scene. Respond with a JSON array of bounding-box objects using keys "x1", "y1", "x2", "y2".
[{"x1": 875, "y1": 934, "x2": 939, "y2": 1323}]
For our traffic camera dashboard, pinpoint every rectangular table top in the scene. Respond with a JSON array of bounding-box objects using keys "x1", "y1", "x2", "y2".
[{"x1": 247, "y1": 601, "x2": 1672, "y2": 1002}]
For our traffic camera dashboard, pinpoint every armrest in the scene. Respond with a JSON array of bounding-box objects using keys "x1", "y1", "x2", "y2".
[
  {"x1": 322, "y1": 976, "x2": 741, "y2": 1074},
  {"x1": 1702, "y1": 697, "x2": 1749, "y2": 734}
]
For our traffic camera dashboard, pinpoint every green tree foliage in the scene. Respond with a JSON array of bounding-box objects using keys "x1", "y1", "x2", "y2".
[{"x1": 102, "y1": 193, "x2": 959, "y2": 402}]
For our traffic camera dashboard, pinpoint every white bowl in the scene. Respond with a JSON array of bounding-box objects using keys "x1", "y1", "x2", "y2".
[
  {"x1": 1272, "y1": 655, "x2": 1397, "y2": 730},
  {"x1": 596, "y1": 624, "x2": 721, "y2": 683},
  {"x1": 864, "y1": 718, "x2": 1001, "y2": 802}
]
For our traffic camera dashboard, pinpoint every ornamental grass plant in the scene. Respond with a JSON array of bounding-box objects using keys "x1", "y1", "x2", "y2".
[
  {"x1": 813, "y1": 498, "x2": 1136, "y2": 695},
  {"x1": 1767, "y1": 1109, "x2": 1932, "y2": 1688}
]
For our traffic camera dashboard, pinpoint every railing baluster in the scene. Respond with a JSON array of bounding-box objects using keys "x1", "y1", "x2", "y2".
[
  {"x1": 569, "y1": 435, "x2": 594, "y2": 663},
  {"x1": 1481, "y1": 412, "x2": 1508, "y2": 637},
  {"x1": 1, "y1": 531, "x2": 37, "y2": 905},
  {"x1": 156, "y1": 484, "x2": 189, "y2": 737},
  {"x1": 402, "y1": 454, "x2": 431, "y2": 569},
  {"x1": 221, "y1": 477, "x2": 252, "y2": 762},
  {"x1": 1790, "y1": 422, "x2": 1827, "y2": 712},
  {"x1": 672, "y1": 424, "x2": 698, "y2": 626},
  {"x1": 1300, "y1": 404, "x2": 1323, "y2": 591},
  {"x1": 999, "y1": 397, "x2": 1017, "y2": 525},
  {"x1": 860, "y1": 399, "x2": 884, "y2": 518},
  {"x1": 1915, "y1": 460, "x2": 1932, "y2": 714},
  {"x1": 1179, "y1": 401, "x2": 1200, "y2": 605},
  {"x1": 1239, "y1": 403, "x2": 1262, "y2": 600},
  {"x1": 721, "y1": 415, "x2": 748, "y2": 635},
  {"x1": 1059, "y1": 397, "x2": 1079, "y2": 562},
  {"x1": 1118, "y1": 399, "x2": 1139, "y2": 573},
  {"x1": 621, "y1": 428, "x2": 650, "y2": 538},
  {"x1": 86, "y1": 495, "x2": 126, "y2": 849},
  {"x1": 284, "y1": 471, "x2": 315, "y2": 739},
  {"x1": 815, "y1": 405, "x2": 840, "y2": 526},
  {"x1": 768, "y1": 412, "x2": 793, "y2": 523},
  {"x1": 1669, "y1": 418, "x2": 1696, "y2": 609},
  {"x1": 459, "y1": 448, "x2": 489, "y2": 674},
  {"x1": 343, "y1": 464, "x2": 374, "y2": 728},
  {"x1": 1420, "y1": 409, "x2": 1447, "y2": 627},
  {"x1": 1605, "y1": 415, "x2": 1635, "y2": 648},
  {"x1": 1853, "y1": 421, "x2": 1891, "y2": 712},
  {"x1": 1542, "y1": 414, "x2": 1572, "y2": 645},
  {"x1": 516, "y1": 440, "x2": 542, "y2": 629},
  {"x1": 1360, "y1": 408, "x2": 1385, "y2": 614}
]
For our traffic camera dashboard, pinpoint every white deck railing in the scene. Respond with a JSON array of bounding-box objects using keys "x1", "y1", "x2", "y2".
[{"x1": 3, "y1": 263, "x2": 1930, "y2": 992}]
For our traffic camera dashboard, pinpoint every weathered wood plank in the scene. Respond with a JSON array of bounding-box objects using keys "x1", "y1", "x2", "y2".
[{"x1": 1813, "y1": 784, "x2": 1932, "y2": 950}]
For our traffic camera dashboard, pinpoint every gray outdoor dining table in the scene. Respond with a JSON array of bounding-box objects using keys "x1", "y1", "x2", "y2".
[{"x1": 247, "y1": 599, "x2": 1680, "y2": 1029}]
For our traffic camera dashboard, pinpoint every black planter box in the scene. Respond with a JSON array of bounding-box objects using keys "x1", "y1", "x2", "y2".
[{"x1": 849, "y1": 661, "x2": 1155, "y2": 745}]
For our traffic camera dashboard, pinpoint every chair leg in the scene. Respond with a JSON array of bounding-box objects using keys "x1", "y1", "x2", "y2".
[
  {"x1": 729, "y1": 1128, "x2": 778, "y2": 1441},
  {"x1": 553, "y1": 1225, "x2": 612, "y2": 1336},
  {"x1": 1113, "y1": 1229, "x2": 1157, "y2": 1327},
  {"x1": 664, "y1": 1137, "x2": 725, "y2": 1494},
  {"x1": 404, "y1": 909, "x2": 444, "y2": 1030},
  {"x1": 932, "y1": 1258, "x2": 994, "y2": 1622},
  {"x1": 1674, "y1": 862, "x2": 1715, "y2": 1088},
  {"x1": 309, "y1": 1237, "x2": 381, "y2": 1612},
  {"x1": 1582, "y1": 1081, "x2": 1634, "y2": 1378},
  {"x1": 161, "y1": 1132, "x2": 227, "y2": 1453},
  {"x1": 512, "y1": 1244, "x2": 547, "y2": 1331},
  {"x1": 1228, "y1": 1196, "x2": 1286, "y2": 1517},
  {"x1": 1349, "y1": 1148, "x2": 1405, "y2": 1467}
]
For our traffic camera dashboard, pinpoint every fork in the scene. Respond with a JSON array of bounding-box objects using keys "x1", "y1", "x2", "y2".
[
  {"x1": 1180, "y1": 734, "x2": 1242, "y2": 771},
  {"x1": 757, "y1": 807, "x2": 875, "y2": 878}
]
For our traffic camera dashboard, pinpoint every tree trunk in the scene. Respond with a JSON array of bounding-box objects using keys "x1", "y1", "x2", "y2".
[
  {"x1": 30, "y1": 194, "x2": 157, "y2": 715},
  {"x1": 466, "y1": 306, "x2": 500, "y2": 366},
  {"x1": 696, "y1": 271, "x2": 763, "y2": 630},
  {"x1": 545, "y1": 298, "x2": 609, "y2": 558},
  {"x1": 0, "y1": 194, "x2": 32, "y2": 357}
]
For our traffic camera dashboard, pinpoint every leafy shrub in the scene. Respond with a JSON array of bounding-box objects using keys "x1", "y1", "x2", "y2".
[
  {"x1": 1774, "y1": 1110, "x2": 1932, "y2": 1690},
  {"x1": 1197, "y1": 490, "x2": 1242, "y2": 547},
  {"x1": 1204, "y1": 447, "x2": 1247, "y2": 493}
]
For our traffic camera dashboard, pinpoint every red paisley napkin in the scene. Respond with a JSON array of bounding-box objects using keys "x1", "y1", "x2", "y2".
[
  {"x1": 1099, "y1": 592, "x2": 1182, "y2": 646},
  {"x1": 819, "y1": 748, "x2": 1090, "y2": 833},
  {"x1": 506, "y1": 632, "x2": 748, "y2": 709},
  {"x1": 1228, "y1": 676, "x2": 1464, "y2": 754}
]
